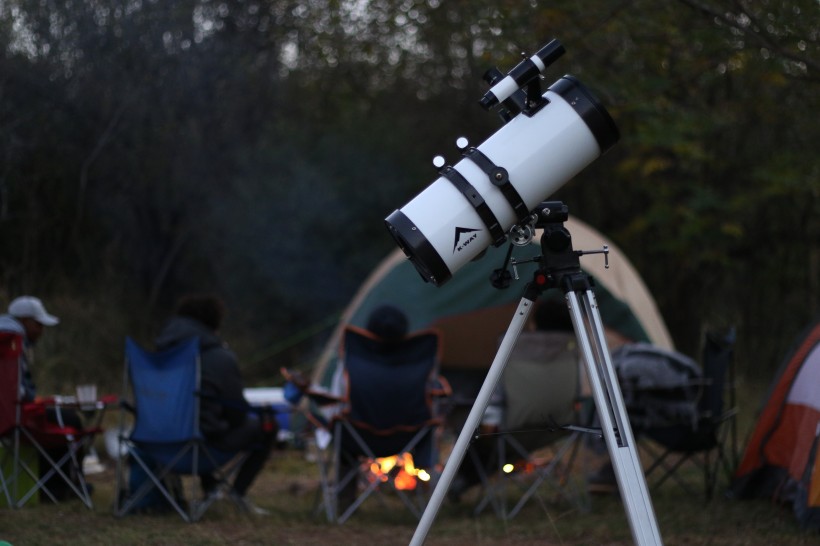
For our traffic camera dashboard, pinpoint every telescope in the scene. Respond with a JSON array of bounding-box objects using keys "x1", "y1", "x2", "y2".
[
  {"x1": 395, "y1": 41, "x2": 664, "y2": 546},
  {"x1": 385, "y1": 40, "x2": 619, "y2": 286}
]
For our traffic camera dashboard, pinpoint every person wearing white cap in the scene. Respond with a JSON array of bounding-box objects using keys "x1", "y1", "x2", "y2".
[
  {"x1": 0, "y1": 295, "x2": 85, "y2": 501},
  {"x1": 8, "y1": 296, "x2": 60, "y2": 326},
  {"x1": 0, "y1": 296, "x2": 60, "y2": 402}
]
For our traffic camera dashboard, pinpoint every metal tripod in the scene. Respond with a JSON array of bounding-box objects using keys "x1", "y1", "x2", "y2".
[{"x1": 410, "y1": 203, "x2": 663, "y2": 546}]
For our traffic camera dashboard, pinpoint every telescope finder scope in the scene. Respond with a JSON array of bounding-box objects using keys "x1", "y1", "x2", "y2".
[{"x1": 479, "y1": 39, "x2": 565, "y2": 110}]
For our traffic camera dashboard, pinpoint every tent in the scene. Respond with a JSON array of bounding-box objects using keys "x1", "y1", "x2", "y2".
[
  {"x1": 312, "y1": 215, "x2": 673, "y2": 386},
  {"x1": 732, "y1": 316, "x2": 820, "y2": 530}
]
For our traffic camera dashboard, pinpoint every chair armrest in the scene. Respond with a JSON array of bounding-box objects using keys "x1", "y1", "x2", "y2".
[
  {"x1": 429, "y1": 374, "x2": 452, "y2": 398},
  {"x1": 303, "y1": 389, "x2": 345, "y2": 406},
  {"x1": 280, "y1": 366, "x2": 345, "y2": 407},
  {"x1": 99, "y1": 394, "x2": 120, "y2": 405}
]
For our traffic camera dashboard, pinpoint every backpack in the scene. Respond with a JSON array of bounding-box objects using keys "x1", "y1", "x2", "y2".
[{"x1": 611, "y1": 342, "x2": 702, "y2": 430}]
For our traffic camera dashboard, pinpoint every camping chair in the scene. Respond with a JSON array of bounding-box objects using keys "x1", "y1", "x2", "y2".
[
  {"x1": 0, "y1": 332, "x2": 21, "y2": 507},
  {"x1": 115, "y1": 337, "x2": 244, "y2": 522},
  {"x1": 639, "y1": 329, "x2": 738, "y2": 499},
  {"x1": 311, "y1": 325, "x2": 450, "y2": 524},
  {"x1": 467, "y1": 330, "x2": 589, "y2": 520},
  {"x1": 0, "y1": 332, "x2": 100, "y2": 509}
]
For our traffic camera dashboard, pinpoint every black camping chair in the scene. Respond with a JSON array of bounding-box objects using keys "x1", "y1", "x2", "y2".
[
  {"x1": 309, "y1": 326, "x2": 451, "y2": 524},
  {"x1": 640, "y1": 329, "x2": 738, "y2": 499}
]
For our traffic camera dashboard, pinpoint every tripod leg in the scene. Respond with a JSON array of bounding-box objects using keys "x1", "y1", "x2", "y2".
[
  {"x1": 568, "y1": 289, "x2": 662, "y2": 546},
  {"x1": 410, "y1": 297, "x2": 535, "y2": 546}
]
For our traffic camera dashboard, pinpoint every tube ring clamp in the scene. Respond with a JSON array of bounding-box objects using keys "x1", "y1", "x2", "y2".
[
  {"x1": 464, "y1": 147, "x2": 530, "y2": 223},
  {"x1": 440, "y1": 166, "x2": 507, "y2": 246}
]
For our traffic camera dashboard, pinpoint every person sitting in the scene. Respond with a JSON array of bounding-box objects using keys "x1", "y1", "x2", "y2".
[
  {"x1": 448, "y1": 299, "x2": 580, "y2": 502},
  {"x1": 283, "y1": 304, "x2": 445, "y2": 510},
  {"x1": 0, "y1": 295, "x2": 89, "y2": 501},
  {"x1": 154, "y1": 293, "x2": 276, "y2": 515}
]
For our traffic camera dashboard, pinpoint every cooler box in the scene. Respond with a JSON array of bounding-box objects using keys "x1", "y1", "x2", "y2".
[
  {"x1": 0, "y1": 444, "x2": 39, "y2": 506},
  {"x1": 243, "y1": 388, "x2": 292, "y2": 441}
]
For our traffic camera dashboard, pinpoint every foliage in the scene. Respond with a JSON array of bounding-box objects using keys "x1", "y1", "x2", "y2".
[{"x1": 0, "y1": 0, "x2": 817, "y2": 390}]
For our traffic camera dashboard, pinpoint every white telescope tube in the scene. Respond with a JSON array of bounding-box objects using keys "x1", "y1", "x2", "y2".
[{"x1": 385, "y1": 75, "x2": 619, "y2": 286}]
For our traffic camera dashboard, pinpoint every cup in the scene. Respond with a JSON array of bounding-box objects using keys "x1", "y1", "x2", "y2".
[{"x1": 76, "y1": 384, "x2": 97, "y2": 409}]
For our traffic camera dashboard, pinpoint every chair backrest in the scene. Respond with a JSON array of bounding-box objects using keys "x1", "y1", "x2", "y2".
[
  {"x1": 341, "y1": 326, "x2": 441, "y2": 432},
  {"x1": 698, "y1": 328, "x2": 736, "y2": 418},
  {"x1": 0, "y1": 332, "x2": 23, "y2": 436},
  {"x1": 502, "y1": 331, "x2": 579, "y2": 432},
  {"x1": 125, "y1": 337, "x2": 201, "y2": 444}
]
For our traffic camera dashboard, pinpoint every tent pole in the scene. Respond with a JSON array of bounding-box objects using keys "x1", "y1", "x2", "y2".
[{"x1": 411, "y1": 201, "x2": 662, "y2": 546}]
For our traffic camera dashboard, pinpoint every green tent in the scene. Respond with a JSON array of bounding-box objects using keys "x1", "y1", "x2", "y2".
[{"x1": 313, "y1": 216, "x2": 672, "y2": 384}]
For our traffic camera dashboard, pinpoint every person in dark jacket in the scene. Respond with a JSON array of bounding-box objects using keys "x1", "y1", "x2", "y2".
[{"x1": 155, "y1": 294, "x2": 275, "y2": 515}]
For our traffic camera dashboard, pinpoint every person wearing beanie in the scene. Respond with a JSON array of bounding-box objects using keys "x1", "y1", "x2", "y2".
[
  {"x1": 365, "y1": 304, "x2": 409, "y2": 342},
  {"x1": 304, "y1": 304, "x2": 434, "y2": 512}
]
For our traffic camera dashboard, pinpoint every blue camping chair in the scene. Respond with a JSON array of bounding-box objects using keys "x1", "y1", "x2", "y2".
[
  {"x1": 114, "y1": 337, "x2": 241, "y2": 522},
  {"x1": 312, "y1": 326, "x2": 450, "y2": 523}
]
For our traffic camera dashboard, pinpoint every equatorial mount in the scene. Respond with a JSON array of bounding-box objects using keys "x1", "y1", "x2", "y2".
[{"x1": 489, "y1": 201, "x2": 610, "y2": 290}]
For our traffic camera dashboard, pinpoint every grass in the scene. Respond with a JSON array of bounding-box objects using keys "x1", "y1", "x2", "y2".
[
  {"x1": 1, "y1": 440, "x2": 818, "y2": 546},
  {"x1": 2, "y1": 378, "x2": 817, "y2": 545}
]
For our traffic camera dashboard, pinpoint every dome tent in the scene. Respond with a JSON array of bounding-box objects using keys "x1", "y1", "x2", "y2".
[
  {"x1": 732, "y1": 316, "x2": 820, "y2": 530},
  {"x1": 312, "y1": 215, "x2": 673, "y2": 386}
]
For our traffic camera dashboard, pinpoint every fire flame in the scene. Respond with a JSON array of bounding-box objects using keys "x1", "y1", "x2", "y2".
[
  {"x1": 503, "y1": 458, "x2": 543, "y2": 474},
  {"x1": 367, "y1": 453, "x2": 430, "y2": 491}
]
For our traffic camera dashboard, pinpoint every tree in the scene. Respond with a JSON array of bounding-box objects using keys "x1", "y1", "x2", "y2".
[{"x1": 0, "y1": 0, "x2": 816, "y2": 390}]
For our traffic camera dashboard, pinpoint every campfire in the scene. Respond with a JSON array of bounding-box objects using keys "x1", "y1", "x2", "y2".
[
  {"x1": 367, "y1": 453, "x2": 431, "y2": 491},
  {"x1": 502, "y1": 454, "x2": 552, "y2": 475}
]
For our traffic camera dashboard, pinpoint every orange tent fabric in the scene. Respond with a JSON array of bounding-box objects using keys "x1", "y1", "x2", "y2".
[{"x1": 733, "y1": 317, "x2": 820, "y2": 528}]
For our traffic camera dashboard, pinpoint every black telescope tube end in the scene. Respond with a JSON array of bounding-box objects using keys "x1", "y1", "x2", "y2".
[
  {"x1": 385, "y1": 210, "x2": 452, "y2": 286},
  {"x1": 549, "y1": 75, "x2": 620, "y2": 153}
]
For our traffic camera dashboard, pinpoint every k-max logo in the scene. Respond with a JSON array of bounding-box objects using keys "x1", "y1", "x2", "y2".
[{"x1": 453, "y1": 227, "x2": 481, "y2": 253}]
